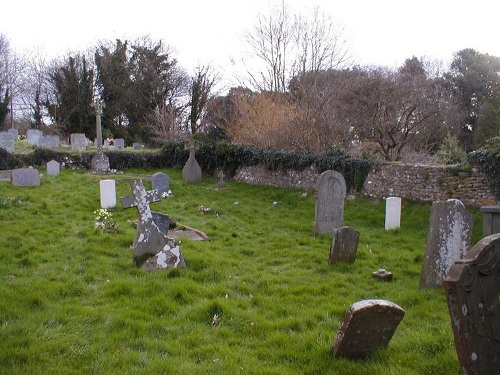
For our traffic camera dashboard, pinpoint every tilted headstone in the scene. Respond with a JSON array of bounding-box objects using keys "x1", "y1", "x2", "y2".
[
  {"x1": 420, "y1": 199, "x2": 473, "y2": 289},
  {"x1": 39, "y1": 135, "x2": 60, "y2": 149},
  {"x1": 70, "y1": 133, "x2": 87, "y2": 151},
  {"x1": 46, "y1": 160, "x2": 60, "y2": 176},
  {"x1": 114, "y1": 138, "x2": 125, "y2": 150},
  {"x1": 331, "y1": 299, "x2": 405, "y2": 359},
  {"x1": 443, "y1": 233, "x2": 500, "y2": 375},
  {"x1": 329, "y1": 226, "x2": 360, "y2": 264},
  {"x1": 26, "y1": 129, "x2": 43, "y2": 145},
  {"x1": 314, "y1": 170, "x2": 346, "y2": 235},
  {"x1": 11, "y1": 168, "x2": 40, "y2": 187},
  {"x1": 7, "y1": 128, "x2": 19, "y2": 140},
  {"x1": 121, "y1": 179, "x2": 186, "y2": 269},
  {"x1": 100, "y1": 179, "x2": 116, "y2": 209},
  {"x1": 152, "y1": 172, "x2": 170, "y2": 195},
  {"x1": 480, "y1": 205, "x2": 500, "y2": 237},
  {"x1": 182, "y1": 139, "x2": 202, "y2": 183},
  {"x1": 0, "y1": 132, "x2": 14, "y2": 152},
  {"x1": 385, "y1": 197, "x2": 401, "y2": 230}
]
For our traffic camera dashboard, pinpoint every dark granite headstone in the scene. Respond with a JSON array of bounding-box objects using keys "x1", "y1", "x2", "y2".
[
  {"x1": 121, "y1": 179, "x2": 185, "y2": 269},
  {"x1": 480, "y1": 205, "x2": 500, "y2": 237},
  {"x1": 151, "y1": 211, "x2": 170, "y2": 235},
  {"x1": 314, "y1": 170, "x2": 346, "y2": 235},
  {"x1": 420, "y1": 199, "x2": 473, "y2": 289},
  {"x1": 11, "y1": 168, "x2": 40, "y2": 186},
  {"x1": 152, "y1": 172, "x2": 170, "y2": 195},
  {"x1": 331, "y1": 299, "x2": 405, "y2": 359},
  {"x1": 329, "y1": 226, "x2": 360, "y2": 264},
  {"x1": 443, "y1": 233, "x2": 500, "y2": 375}
]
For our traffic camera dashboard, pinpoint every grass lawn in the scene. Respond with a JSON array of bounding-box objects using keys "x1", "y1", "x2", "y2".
[{"x1": 0, "y1": 168, "x2": 483, "y2": 374}]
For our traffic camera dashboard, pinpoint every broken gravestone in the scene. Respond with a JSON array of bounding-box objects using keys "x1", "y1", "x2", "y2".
[
  {"x1": 443, "y1": 233, "x2": 500, "y2": 375},
  {"x1": 331, "y1": 299, "x2": 405, "y2": 359},
  {"x1": 314, "y1": 170, "x2": 346, "y2": 235},
  {"x1": 329, "y1": 226, "x2": 360, "y2": 265},
  {"x1": 121, "y1": 179, "x2": 186, "y2": 270},
  {"x1": 420, "y1": 199, "x2": 473, "y2": 289}
]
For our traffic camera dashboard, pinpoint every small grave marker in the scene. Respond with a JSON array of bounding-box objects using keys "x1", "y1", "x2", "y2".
[
  {"x1": 11, "y1": 168, "x2": 40, "y2": 187},
  {"x1": 0, "y1": 132, "x2": 14, "y2": 152},
  {"x1": 385, "y1": 197, "x2": 401, "y2": 230},
  {"x1": 100, "y1": 179, "x2": 116, "y2": 209},
  {"x1": 114, "y1": 138, "x2": 125, "y2": 150},
  {"x1": 329, "y1": 226, "x2": 360, "y2": 264},
  {"x1": 331, "y1": 299, "x2": 405, "y2": 359},
  {"x1": 46, "y1": 160, "x2": 60, "y2": 176},
  {"x1": 26, "y1": 129, "x2": 43, "y2": 145},
  {"x1": 152, "y1": 172, "x2": 170, "y2": 195},
  {"x1": 314, "y1": 170, "x2": 346, "y2": 235}
]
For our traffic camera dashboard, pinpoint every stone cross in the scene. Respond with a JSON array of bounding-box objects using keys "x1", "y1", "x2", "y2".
[
  {"x1": 94, "y1": 100, "x2": 105, "y2": 151},
  {"x1": 121, "y1": 179, "x2": 185, "y2": 268},
  {"x1": 182, "y1": 138, "x2": 202, "y2": 183},
  {"x1": 217, "y1": 169, "x2": 226, "y2": 188},
  {"x1": 90, "y1": 100, "x2": 110, "y2": 173}
]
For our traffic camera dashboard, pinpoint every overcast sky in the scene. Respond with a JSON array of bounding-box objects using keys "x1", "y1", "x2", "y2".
[{"x1": 3, "y1": 0, "x2": 500, "y2": 86}]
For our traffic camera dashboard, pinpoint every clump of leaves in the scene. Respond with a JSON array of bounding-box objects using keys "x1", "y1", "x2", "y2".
[{"x1": 436, "y1": 133, "x2": 467, "y2": 165}]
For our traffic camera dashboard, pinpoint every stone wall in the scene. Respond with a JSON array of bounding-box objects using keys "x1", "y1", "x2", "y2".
[{"x1": 233, "y1": 163, "x2": 498, "y2": 207}]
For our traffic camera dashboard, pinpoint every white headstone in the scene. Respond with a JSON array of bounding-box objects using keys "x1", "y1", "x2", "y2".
[
  {"x1": 26, "y1": 129, "x2": 43, "y2": 145},
  {"x1": 46, "y1": 160, "x2": 60, "y2": 176},
  {"x1": 100, "y1": 179, "x2": 116, "y2": 209},
  {"x1": 385, "y1": 197, "x2": 401, "y2": 230}
]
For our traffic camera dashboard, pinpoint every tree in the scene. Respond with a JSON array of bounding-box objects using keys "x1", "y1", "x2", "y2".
[
  {"x1": 0, "y1": 34, "x2": 11, "y2": 129},
  {"x1": 188, "y1": 65, "x2": 218, "y2": 134}
]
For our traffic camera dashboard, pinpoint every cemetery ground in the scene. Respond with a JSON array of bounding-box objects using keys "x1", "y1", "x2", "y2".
[{"x1": 0, "y1": 168, "x2": 483, "y2": 374}]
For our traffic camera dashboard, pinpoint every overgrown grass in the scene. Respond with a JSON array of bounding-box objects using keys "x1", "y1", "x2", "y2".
[{"x1": 0, "y1": 168, "x2": 482, "y2": 374}]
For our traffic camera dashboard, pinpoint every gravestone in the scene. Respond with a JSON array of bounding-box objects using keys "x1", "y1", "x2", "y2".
[
  {"x1": 91, "y1": 101, "x2": 110, "y2": 173},
  {"x1": 314, "y1": 170, "x2": 346, "y2": 235},
  {"x1": 39, "y1": 135, "x2": 60, "y2": 149},
  {"x1": 329, "y1": 226, "x2": 360, "y2": 264},
  {"x1": 217, "y1": 170, "x2": 226, "y2": 189},
  {"x1": 443, "y1": 233, "x2": 500, "y2": 375},
  {"x1": 114, "y1": 138, "x2": 125, "y2": 150},
  {"x1": 70, "y1": 133, "x2": 87, "y2": 151},
  {"x1": 0, "y1": 132, "x2": 14, "y2": 152},
  {"x1": 152, "y1": 172, "x2": 170, "y2": 195},
  {"x1": 7, "y1": 128, "x2": 19, "y2": 140},
  {"x1": 26, "y1": 129, "x2": 43, "y2": 145},
  {"x1": 133, "y1": 143, "x2": 141, "y2": 150},
  {"x1": 121, "y1": 179, "x2": 186, "y2": 269},
  {"x1": 151, "y1": 211, "x2": 170, "y2": 235},
  {"x1": 385, "y1": 197, "x2": 401, "y2": 230},
  {"x1": 480, "y1": 205, "x2": 500, "y2": 237},
  {"x1": 331, "y1": 299, "x2": 405, "y2": 359},
  {"x1": 100, "y1": 179, "x2": 116, "y2": 209},
  {"x1": 420, "y1": 199, "x2": 473, "y2": 289},
  {"x1": 182, "y1": 139, "x2": 202, "y2": 183},
  {"x1": 46, "y1": 160, "x2": 60, "y2": 176},
  {"x1": 11, "y1": 168, "x2": 40, "y2": 186}
]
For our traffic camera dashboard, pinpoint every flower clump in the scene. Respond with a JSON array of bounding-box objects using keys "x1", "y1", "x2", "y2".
[
  {"x1": 0, "y1": 196, "x2": 22, "y2": 208},
  {"x1": 94, "y1": 208, "x2": 118, "y2": 233}
]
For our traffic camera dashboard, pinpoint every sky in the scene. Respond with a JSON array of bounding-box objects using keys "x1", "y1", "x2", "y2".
[{"x1": 2, "y1": 0, "x2": 500, "y2": 88}]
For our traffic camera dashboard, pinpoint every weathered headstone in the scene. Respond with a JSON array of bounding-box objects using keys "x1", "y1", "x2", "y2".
[
  {"x1": 314, "y1": 170, "x2": 346, "y2": 235},
  {"x1": 7, "y1": 128, "x2": 19, "y2": 140},
  {"x1": 46, "y1": 160, "x2": 60, "y2": 176},
  {"x1": 217, "y1": 170, "x2": 226, "y2": 189},
  {"x1": 11, "y1": 168, "x2": 40, "y2": 186},
  {"x1": 91, "y1": 101, "x2": 110, "y2": 173},
  {"x1": 480, "y1": 205, "x2": 500, "y2": 237},
  {"x1": 152, "y1": 172, "x2": 170, "y2": 195},
  {"x1": 121, "y1": 179, "x2": 186, "y2": 269},
  {"x1": 331, "y1": 299, "x2": 405, "y2": 359},
  {"x1": 100, "y1": 179, "x2": 116, "y2": 209},
  {"x1": 114, "y1": 138, "x2": 125, "y2": 150},
  {"x1": 39, "y1": 135, "x2": 60, "y2": 149},
  {"x1": 443, "y1": 233, "x2": 500, "y2": 375},
  {"x1": 420, "y1": 199, "x2": 473, "y2": 289},
  {"x1": 151, "y1": 211, "x2": 170, "y2": 235},
  {"x1": 26, "y1": 129, "x2": 43, "y2": 145},
  {"x1": 133, "y1": 143, "x2": 141, "y2": 150},
  {"x1": 70, "y1": 133, "x2": 87, "y2": 151},
  {"x1": 0, "y1": 132, "x2": 14, "y2": 152},
  {"x1": 182, "y1": 139, "x2": 202, "y2": 183},
  {"x1": 329, "y1": 226, "x2": 360, "y2": 264},
  {"x1": 385, "y1": 197, "x2": 401, "y2": 230}
]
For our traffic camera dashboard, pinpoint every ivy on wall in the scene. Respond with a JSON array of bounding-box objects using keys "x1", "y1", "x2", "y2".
[{"x1": 468, "y1": 138, "x2": 500, "y2": 199}]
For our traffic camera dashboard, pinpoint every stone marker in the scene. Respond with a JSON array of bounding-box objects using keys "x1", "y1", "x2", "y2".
[
  {"x1": 11, "y1": 168, "x2": 40, "y2": 186},
  {"x1": 7, "y1": 128, "x2": 19, "y2": 140},
  {"x1": 420, "y1": 199, "x2": 473, "y2": 289},
  {"x1": 314, "y1": 170, "x2": 346, "y2": 235},
  {"x1": 114, "y1": 138, "x2": 125, "y2": 150},
  {"x1": 182, "y1": 138, "x2": 202, "y2": 183},
  {"x1": 100, "y1": 179, "x2": 116, "y2": 209},
  {"x1": 133, "y1": 142, "x2": 141, "y2": 150},
  {"x1": 70, "y1": 133, "x2": 87, "y2": 151},
  {"x1": 91, "y1": 101, "x2": 110, "y2": 173},
  {"x1": 46, "y1": 160, "x2": 60, "y2": 176},
  {"x1": 480, "y1": 205, "x2": 500, "y2": 237},
  {"x1": 443, "y1": 233, "x2": 500, "y2": 375},
  {"x1": 151, "y1": 212, "x2": 170, "y2": 235},
  {"x1": 26, "y1": 129, "x2": 43, "y2": 145},
  {"x1": 121, "y1": 179, "x2": 186, "y2": 269},
  {"x1": 39, "y1": 135, "x2": 59, "y2": 149},
  {"x1": 217, "y1": 170, "x2": 226, "y2": 189},
  {"x1": 385, "y1": 197, "x2": 401, "y2": 230},
  {"x1": 329, "y1": 226, "x2": 360, "y2": 264},
  {"x1": 331, "y1": 299, "x2": 405, "y2": 359},
  {"x1": 372, "y1": 268, "x2": 393, "y2": 281},
  {"x1": 0, "y1": 132, "x2": 14, "y2": 152},
  {"x1": 152, "y1": 172, "x2": 170, "y2": 195}
]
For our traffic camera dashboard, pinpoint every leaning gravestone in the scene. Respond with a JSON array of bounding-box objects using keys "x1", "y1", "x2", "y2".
[
  {"x1": 314, "y1": 170, "x2": 346, "y2": 235},
  {"x1": 420, "y1": 199, "x2": 473, "y2": 289},
  {"x1": 100, "y1": 179, "x2": 116, "y2": 209},
  {"x1": 46, "y1": 160, "x2": 60, "y2": 176},
  {"x1": 70, "y1": 133, "x2": 87, "y2": 151},
  {"x1": 331, "y1": 299, "x2": 405, "y2": 359},
  {"x1": 443, "y1": 233, "x2": 500, "y2": 375},
  {"x1": 121, "y1": 179, "x2": 186, "y2": 269},
  {"x1": 0, "y1": 132, "x2": 14, "y2": 152},
  {"x1": 329, "y1": 226, "x2": 360, "y2": 264},
  {"x1": 114, "y1": 138, "x2": 125, "y2": 150},
  {"x1": 385, "y1": 197, "x2": 401, "y2": 230},
  {"x1": 152, "y1": 172, "x2": 170, "y2": 195},
  {"x1": 26, "y1": 129, "x2": 43, "y2": 145},
  {"x1": 11, "y1": 168, "x2": 40, "y2": 186},
  {"x1": 182, "y1": 139, "x2": 202, "y2": 183}
]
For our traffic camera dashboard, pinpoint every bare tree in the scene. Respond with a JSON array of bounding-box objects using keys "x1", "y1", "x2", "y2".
[{"x1": 188, "y1": 65, "x2": 219, "y2": 134}]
